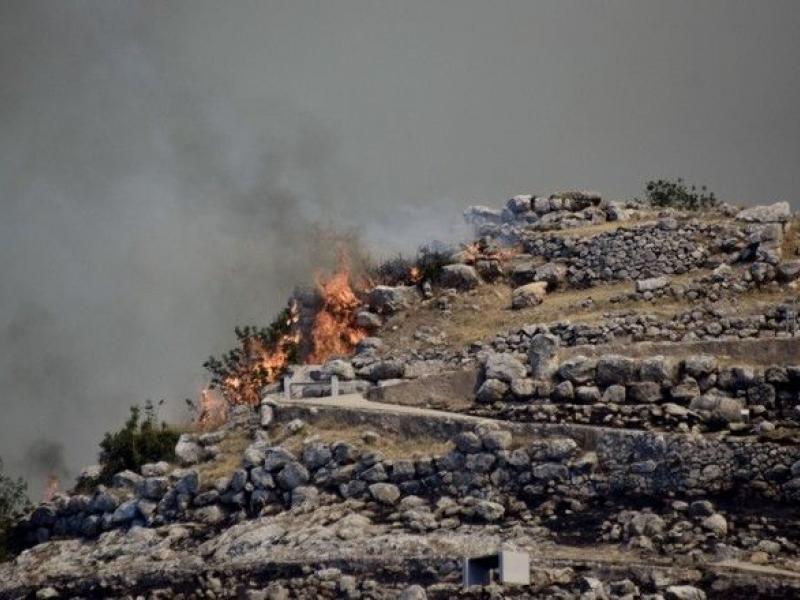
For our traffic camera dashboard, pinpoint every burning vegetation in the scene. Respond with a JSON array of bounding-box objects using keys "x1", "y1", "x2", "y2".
[
  {"x1": 203, "y1": 253, "x2": 367, "y2": 412},
  {"x1": 200, "y1": 238, "x2": 517, "y2": 421}
]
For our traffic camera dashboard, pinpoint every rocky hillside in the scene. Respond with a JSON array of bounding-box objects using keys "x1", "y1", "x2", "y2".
[{"x1": 4, "y1": 191, "x2": 800, "y2": 599}]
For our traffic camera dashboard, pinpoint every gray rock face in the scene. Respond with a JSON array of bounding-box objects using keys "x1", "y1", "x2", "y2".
[
  {"x1": 529, "y1": 333, "x2": 560, "y2": 379},
  {"x1": 438, "y1": 264, "x2": 482, "y2": 290},
  {"x1": 736, "y1": 201, "x2": 791, "y2": 223},
  {"x1": 484, "y1": 352, "x2": 527, "y2": 383}
]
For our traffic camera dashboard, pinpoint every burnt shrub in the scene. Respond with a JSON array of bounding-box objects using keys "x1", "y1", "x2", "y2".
[
  {"x1": 643, "y1": 178, "x2": 717, "y2": 210},
  {"x1": 98, "y1": 401, "x2": 180, "y2": 482},
  {"x1": 416, "y1": 241, "x2": 454, "y2": 284},
  {"x1": 373, "y1": 254, "x2": 416, "y2": 286}
]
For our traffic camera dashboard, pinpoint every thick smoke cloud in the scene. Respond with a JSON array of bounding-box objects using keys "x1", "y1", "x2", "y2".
[{"x1": 1, "y1": 1, "x2": 799, "y2": 495}]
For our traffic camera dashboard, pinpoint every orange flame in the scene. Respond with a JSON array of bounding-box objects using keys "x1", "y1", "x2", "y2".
[
  {"x1": 42, "y1": 473, "x2": 59, "y2": 502},
  {"x1": 202, "y1": 250, "x2": 368, "y2": 423},
  {"x1": 409, "y1": 266, "x2": 422, "y2": 283},
  {"x1": 214, "y1": 302, "x2": 301, "y2": 410},
  {"x1": 198, "y1": 387, "x2": 228, "y2": 429},
  {"x1": 308, "y1": 253, "x2": 366, "y2": 363}
]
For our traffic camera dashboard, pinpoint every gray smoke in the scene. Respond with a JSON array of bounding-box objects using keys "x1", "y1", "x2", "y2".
[{"x1": 1, "y1": 1, "x2": 798, "y2": 496}]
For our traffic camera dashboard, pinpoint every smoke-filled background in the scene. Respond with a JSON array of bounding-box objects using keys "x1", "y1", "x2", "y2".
[{"x1": 1, "y1": 1, "x2": 799, "y2": 496}]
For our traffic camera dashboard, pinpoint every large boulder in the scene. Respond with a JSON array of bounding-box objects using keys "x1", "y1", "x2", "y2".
[
  {"x1": 507, "y1": 194, "x2": 533, "y2": 214},
  {"x1": 175, "y1": 435, "x2": 202, "y2": 466},
  {"x1": 683, "y1": 355, "x2": 718, "y2": 379},
  {"x1": 368, "y1": 286, "x2": 416, "y2": 315},
  {"x1": 558, "y1": 356, "x2": 596, "y2": 384},
  {"x1": 438, "y1": 264, "x2": 482, "y2": 290},
  {"x1": 778, "y1": 261, "x2": 800, "y2": 282},
  {"x1": 534, "y1": 262, "x2": 568, "y2": 288},
  {"x1": 475, "y1": 378, "x2": 508, "y2": 403},
  {"x1": 664, "y1": 586, "x2": 706, "y2": 600},
  {"x1": 635, "y1": 276, "x2": 670, "y2": 292},
  {"x1": 363, "y1": 359, "x2": 406, "y2": 382},
  {"x1": 276, "y1": 461, "x2": 310, "y2": 490},
  {"x1": 464, "y1": 205, "x2": 503, "y2": 226},
  {"x1": 512, "y1": 282, "x2": 547, "y2": 309},
  {"x1": 690, "y1": 393, "x2": 745, "y2": 426},
  {"x1": 484, "y1": 352, "x2": 527, "y2": 383},
  {"x1": 596, "y1": 355, "x2": 638, "y2": 386},
  {"x1": 736, "y1": 201, "x2": 791, "y2": 223},
  {"x1": 510, "y1": 262, "x2": 538, "y2": 287},
  {"x1": 368, "y1": 483, "x2": 401, "y2": 505},
  {"x1": 528, "y1": 334, "x2": 560, "y2": 379}
]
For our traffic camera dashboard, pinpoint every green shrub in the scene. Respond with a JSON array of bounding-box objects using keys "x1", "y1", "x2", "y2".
[
  {"x1": 0, "y1": 457, "x2": 30, "y2": 561},
  {"x1": 643, "y1": 178, "x2": 717, "y2": 210},
  {"x1": 98, "y1": 401, "x2": 180, "y2": 482}
]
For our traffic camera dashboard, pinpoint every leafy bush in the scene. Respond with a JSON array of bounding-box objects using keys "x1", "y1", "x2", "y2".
[
  {"x1": 643, "y1": 178, "x2": 717, "y2": 210},
  {"x1": 98, "y1": 401, "x2": 180, "y2": 482},
  {"x1": 0, "y1": 458, "x2": 30, "y2": 561}
]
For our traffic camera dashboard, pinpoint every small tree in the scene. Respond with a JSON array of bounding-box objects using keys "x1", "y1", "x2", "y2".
[
  {"x1": 643, "y1": 178, "x2": 717, "y2": 210},
  {"x1": 0, "y1": 457, "x2": 30, "y2": 561},
  {"x1": 98, "y1": 401, "x2": 180, "y2": 482}
]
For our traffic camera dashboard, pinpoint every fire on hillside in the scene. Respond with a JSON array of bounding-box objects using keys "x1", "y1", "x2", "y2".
[{"x1": 200, "y1": 252, "x2": 368, "y2": 425}]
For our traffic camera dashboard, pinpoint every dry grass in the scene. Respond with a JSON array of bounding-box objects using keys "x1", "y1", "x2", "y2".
[
  {"x1": 196, "y1": 429, "x2": 252, "y2": 486},
  {"x1": 267, "y1": 415, "x2": 454, "y2": 459},
  {"x1": 381, "y1": 266, "x2": 799, "y2": 359},
  {"x1": 782, "y1": 217, "x2": 800, "y2": 259}
]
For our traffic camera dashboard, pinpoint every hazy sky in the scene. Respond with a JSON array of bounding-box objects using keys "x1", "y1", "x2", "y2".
[{"x1": 1, "y1": 1, "x2": 799, "y2": 494}]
